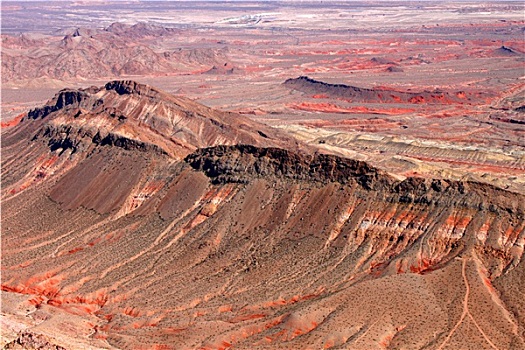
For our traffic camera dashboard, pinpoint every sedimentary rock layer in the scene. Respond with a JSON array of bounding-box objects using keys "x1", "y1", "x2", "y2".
[{"x1": 2, "y1": 82, "x2": 524, "y2": 349}]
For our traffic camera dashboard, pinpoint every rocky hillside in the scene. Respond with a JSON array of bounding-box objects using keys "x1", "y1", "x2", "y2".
[
  {"x1": 188, "y1": 144, "x2": 523, "y2": 213},
  {"x1": 1, "y1": 22, "x2": 235, "y2": 83},
  {"x1": 2, "y1": 82, "x2": 524, "y2": 350},
  {"x1": 5, "y1": 80, "x2": 299, "y2": 160}
]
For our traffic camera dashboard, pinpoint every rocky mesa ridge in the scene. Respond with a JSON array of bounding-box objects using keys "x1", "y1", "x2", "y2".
[
  {"x1": 284, "y1": 75, "x2": 471, "y2": 104},
  {"x1": 6, "y1": 80, "x2": 299, "y2": 159},
  {"x1": 1, "y1": 81, "x2": 525, "y2": 350}
]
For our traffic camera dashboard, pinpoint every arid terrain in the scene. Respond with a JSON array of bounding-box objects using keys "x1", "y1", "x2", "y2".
[{"x1": 1, "y1": 1, "x2": 524, "y2": 349}]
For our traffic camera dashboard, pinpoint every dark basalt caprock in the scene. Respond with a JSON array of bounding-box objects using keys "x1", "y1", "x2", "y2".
[
  {"x1": 186, "y1": 144, "x2": 525, "y2": 215},
  {"x1": 104, "y1": 80, "x2": 159, "y2": 96},
  {"x1": 27, "y1": 89, "x2": 95, "y2": 120},
  {"x1": 283, "y1": 76, "x2": 468, "y2": 104},
  {"x1": 27, "y1": 80, "x2": 159, "y2": 121},
  {"x1": 185, "y1": 144, "x2": 391, "y2": 190}
]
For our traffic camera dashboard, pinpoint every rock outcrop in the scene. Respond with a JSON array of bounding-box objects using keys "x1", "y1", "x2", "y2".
[
  {"x1": 185, "y1": 144, "x2": 389, "y2": 189},
  {"x1": 186, "y1": 144, "x2": 524, "y2": 214},
  {"x1": 8, "y1": 80, "x2": 299, "y2": 159},
  {"x1": 3, "y1": 332, "x2": 66, "y2": 350},
  {"x1": 284, "y1": 76, "x2": 469, "y2": 104}
]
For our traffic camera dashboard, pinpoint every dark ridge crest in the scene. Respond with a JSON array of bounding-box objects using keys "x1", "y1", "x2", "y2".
[
  {"x1": 185, "y1": 145, "x2": 525, "y2": 214},
  {"x1": 283, "y1": 76, "x2": 467, "y2": 104},
  {"x1": 185, "y1": 144, "x2": 389, "y2": 189}
]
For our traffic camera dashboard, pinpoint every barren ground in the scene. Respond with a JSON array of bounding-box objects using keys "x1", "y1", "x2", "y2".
[{"x1": 1, "y1": 1, "x2": 524, "y2": 349}]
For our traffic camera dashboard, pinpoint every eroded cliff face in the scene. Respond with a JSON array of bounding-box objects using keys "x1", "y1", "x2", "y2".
[
  {"x1": 185, "y1": 144, "x2": 391, "y2": 189},
  {"x1": 184, "y1": 145, "x2": 525, "y2": 279},
  {"x1": 3, "y1": 145, "x2": 524, "y2": 349},
  {"x1": 2, "y1": 83, "x2": 525, "y2": 350}
]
